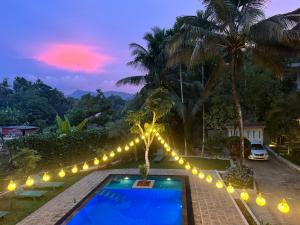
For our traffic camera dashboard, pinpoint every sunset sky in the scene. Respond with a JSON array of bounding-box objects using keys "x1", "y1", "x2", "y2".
[{"x1": 0, "y1": 0, "x2": 299, "y2": 94}]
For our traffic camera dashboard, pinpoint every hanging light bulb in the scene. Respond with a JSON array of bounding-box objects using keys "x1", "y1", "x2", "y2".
[
  {"x1": 164, "y1": 143, "x2": 169, "y2": 148},
  {"x1": 161, "y1": 140, "x2": 165, "y2": 144},
  {"x1": 72, "y1": 165, "x2": 78, "y2": 174},
  {"x1": 83, "y1": 162, "x2": 89, "y2": 171},
  {"x1": 256, "y1": 193, "x2": 266, "y2": 206},
  {"x1": 155, "y1": 133, "x2": 159, "y2": 136},
  {"x1": 94, "y1": 158, "x2": 100, "y2": 165},
  {"x1": 26, "y1": 176, "x2": 34, "y2": 187},
  {"x1": 240, "y1": 190, "x2": 250, "y2": 202},
  {"x1": 129, "y1": 141, "x2": 134, "y2": 147},
  {"x1": 117, "y1": 147, "x2": 122, "y2": 153},
  {"x1": 102, "y1": 154, "x2": 108, "y2": 161},
  {"x1": 141, "y1": 135, "x2": 145, "y2": 139},
  {"x1": 110, "y1": 151, "x2": 115, "y2": 158},
  {"x1": 59, "y1": 169, "x2": 66, "y2": 178},
  {"x1": 145, "y1": 132, "x2": 149, "y2": 137},
  {"x1": 7, "y1": 180, "x2": 16, "y2": 191},
  {"x1": 185, "y1": 163, "x2": 191, "y2": 170},
  {"x1": 198, "y1": 171, "x2": 205, "y2": 179},
  {"x1": 179, "y1": 158, "x2": 184, "y2": 165},
  {"x1": 135, "y1": 138, "x2": 140, "y2": 143},
  {"x1": 277, "y1": 199, "x2": 290, "y2": 214},
  {"x1": 157, "y1": 136, "x2": 161, "y2": 141},
  {"x1": 216, "y1": 180, "x2": 223, "y2": 189},
  {"x1": 206, "y1": 175, "x2": 213, "y2": 183},
  {"x1": 166, "y1": 147, "x2": 171, "y2": 152},
  {"x1": 174, "y1": 155, "x2": 180, "y2": 161},
  {"x1": 171, "y1": 151, "x2": 176, "y2": 157},
  {"x1": 226, "y1": 183, "x2": 235, "y2": 194},
  {"x1": 42, "y1": 172, "x2": 50, "y2": 182},
  {"x1": 125, "y1": 145, "x2": 129, "y2": 151},
  {"x1": 192, "y1": 167, "x2": 198, "y2": 175}
]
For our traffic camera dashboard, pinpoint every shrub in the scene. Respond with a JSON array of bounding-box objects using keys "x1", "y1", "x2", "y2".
[
  {"x1": 224, "y1": 166, "x2": 253, "y2": 189},
  {"x1": 11, "y1": 148, "x2": 41, "y2": 174},
  {"x1": 226, "y1": 136, "x2": 251, "y2": 158}
]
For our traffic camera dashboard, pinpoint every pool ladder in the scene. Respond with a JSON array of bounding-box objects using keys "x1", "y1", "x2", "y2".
[{"x1": 97, "y1": 189, "x2": 125, "y2": 202}]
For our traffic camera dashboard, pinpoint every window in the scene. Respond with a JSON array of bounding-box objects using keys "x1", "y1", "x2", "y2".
[
  {"x1": 259, "y1": 130, "x2": 261, "y2": 139},
  {"x1": 253, "y1": 130, "x2": 255, "y2": 138},
  {"x1": 247, "y1": 131, "x2": 250, "y2": 138}
]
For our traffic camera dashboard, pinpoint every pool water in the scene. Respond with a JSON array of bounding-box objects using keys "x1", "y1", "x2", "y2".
[{"x1": 66, "y1": 176, "x2": 183, "y2": 225}]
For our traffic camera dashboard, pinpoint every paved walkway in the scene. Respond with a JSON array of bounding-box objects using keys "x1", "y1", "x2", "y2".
[
  {"x1": 246, "y1": 155, "x2": 300, "y2": 225},
  {"x1": 17, "y1": 169, "x2": 247, "y2": 225}
]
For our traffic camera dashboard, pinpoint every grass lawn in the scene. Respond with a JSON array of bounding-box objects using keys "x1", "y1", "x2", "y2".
[
  {"x1": 0, "y1": 172, "x2": 90, "y2": 225},
  {"x1": 110, "y1": 157, "x2": 230, "y2": 171}
]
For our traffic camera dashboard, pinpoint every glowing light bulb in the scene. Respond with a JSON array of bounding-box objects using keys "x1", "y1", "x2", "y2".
[
  {"x1": 216, "y1": 180, "x2": 223, "y2": 189},
  {"x1": 135, "y1": 138, "x2": 140, "y2": 143},
  {"x1": 83, "y1": 162, "x2": 89, "y2": 170},
  {"x1": 59, "y1": 169, "x2": 66, "y2": 178},
  {"x1": 145, "y1": 132, "x2": 149, "y2": 137},
  {"x1": 171, "y1": 151, "x2": 176, "y2": 157},
  {"x1": 161, "y1": 140, "x2": 165, "y2": 144},
  {"x1": 72, "y1": 165, "x2": 78, "y2": 174},
  {"x1": 206, "y1": 175, "x2": 213, "y2": 183},
  {"x1": 239, "y1": 190, "x2": 249, "y2": 202},
  {"x1": 192, "y1": 167, "x2": 198, "y2": 175},
  {"x1": 166, "y1": 177, "x2": 171, "y2": 181},
  {"x1": 7, "y1": 180, "x2": 16, "y2": 191},
  {"x1": 110, "y1": 151, "x2": 115, "y2": 158},
  {"x1": 185, "y1": 163, "x2": 191, "y2": 170},
  {"x1": 125, "y1": 145, "x2": 129, "y2": 151},
  {"x1": 129, "y1": 141, "x2": 134, "y2": 147},
  {"x1": 226, "y1": 183, "x2": 235, "y2": 194},
  {"x1": 42, "y1": 172, "x2": 50, "y2": 182},
  {"x1": 26, "y1": 176, "x2": 34, "y2": 187},
  {"x1": 198, "y1": 171, "x2": 205, "y2": 179},
  {"x1": 124, "y1": 176, "x2": 129, "y2": 180},
  {"x1": 102, "y1": 154, "x2": 108, "y2": 161},
  {"x1": 278, "y1": 199, "x2": 290, "y2": 213},
  {"x1": 94, "y1": 158, "x2": 100, "y2": 165},
  {"x1": 166, "y1": 147, "x2": 171, "y2": 152},
  {"x1": 179, "y1": 158, "x2": 184, "y2": 165},
  {"x1": 155, "y1": 133, "x2": 159, "y2": 137},
  {"x1": 256, "y1": 193, "x2": 266, "y2": 206},
  {"x1": 141, "y1": 135, "x2": 145, "y2": 139},
  {"x1": 157, "y1": 136, "x2": 161, "y2": 140},
  {"x1": 164, "y1": 143, "x2": 169, "y2": 148},
  {"x1": 174, "y1": 156, "x2": 180, "y2": 161},
  {"x1": 117, "y1": 147, "x2": 122, "y2": 153}
]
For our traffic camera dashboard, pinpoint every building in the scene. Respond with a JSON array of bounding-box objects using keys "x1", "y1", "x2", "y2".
[
  {"x1": 0, "y1": 125, "x2": 39, "y2": 139},
  {"x1": 290, "y1": 62, "x2": 300, "y2": 91},
  {"x1": 226, "y1": 123, "x2": 265, "y2": 144}
]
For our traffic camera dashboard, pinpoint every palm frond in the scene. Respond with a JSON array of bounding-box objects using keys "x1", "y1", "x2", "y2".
[{"x1": 116, "y1": 76, "x2": 146, "y2": 86}]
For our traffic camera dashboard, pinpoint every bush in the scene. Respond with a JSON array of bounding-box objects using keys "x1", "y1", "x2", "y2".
[
  {"x1": 11, "y1": 148, "x2": 41, "y2": 174},
  {"x1": 206, "y1": 134, "x2": 226, "y2": 155},
  {"x1": 226, "y1": 136, "x2": 251, "y2": 158},
  {"x1": 224, "y1": 166, "x2": 253, "y2": 189}
]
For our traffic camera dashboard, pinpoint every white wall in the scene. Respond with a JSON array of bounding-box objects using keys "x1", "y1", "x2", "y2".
[{"x1": 228, "y1": 127, "x2": 264, "y2": 144}]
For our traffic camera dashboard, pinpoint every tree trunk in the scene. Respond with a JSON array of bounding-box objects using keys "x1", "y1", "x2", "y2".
[
  {"x1": 201, "y1": 64, "x2": 205, "y2": 157},
  {"x1": 145, "y1": 145, "x2": 150, "y2": 175},
  {"x1": 180, "y1": 65, "x2": 188, "y2": 156},
  {"x1": 231, "y1": 55, "x2": 245, "y2": 166}
]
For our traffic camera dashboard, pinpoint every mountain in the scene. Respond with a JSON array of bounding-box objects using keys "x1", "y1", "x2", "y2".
[{"x1": 68, "y1": 90, "x2": 134, "y2": 101}]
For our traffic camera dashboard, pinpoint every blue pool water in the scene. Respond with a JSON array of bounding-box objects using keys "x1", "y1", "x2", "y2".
[{"x1": 66, "y1": 176, "x2": 183, "y2": 225}]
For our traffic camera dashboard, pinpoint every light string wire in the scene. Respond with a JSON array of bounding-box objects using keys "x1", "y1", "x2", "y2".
[{"x1": 155, "y1": 132, "x2": 291, "y2": 214}]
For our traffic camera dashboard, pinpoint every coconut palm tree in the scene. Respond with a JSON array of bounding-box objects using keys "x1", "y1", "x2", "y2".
[{"x1": 168, "y1": 1, "x2": 300, "y2": 165}]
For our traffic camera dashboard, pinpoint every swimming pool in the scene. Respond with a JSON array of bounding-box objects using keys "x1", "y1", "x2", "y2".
[{"x1": 58, "y1": 175, "x2": 194, "y2": 225}]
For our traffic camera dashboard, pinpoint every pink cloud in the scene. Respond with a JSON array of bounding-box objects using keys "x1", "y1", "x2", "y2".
[{"x1": 35, "y1": 43, "x2": 113, "y2": 73}]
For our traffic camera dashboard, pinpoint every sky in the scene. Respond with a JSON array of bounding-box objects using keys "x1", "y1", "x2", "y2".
[{"x1": 0, "y1": 0, "x2": 299, "y2": 94}]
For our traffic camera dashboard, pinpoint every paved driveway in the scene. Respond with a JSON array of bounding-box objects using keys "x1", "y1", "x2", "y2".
[{"x1": 245, "y1": 155, "x2": 300, "y2": 225}]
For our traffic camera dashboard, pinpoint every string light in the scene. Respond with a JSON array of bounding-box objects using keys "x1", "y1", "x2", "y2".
[
  {"x1": 216, "y1": 180, "x2": 223, "y2": 189},
  {"x1": 161, "y1": 140, "x2": 165, "y2": 144},
  {"x1": 42, "y1": 172, "x2": 50, "y2": 182},
  {"x1": 256, "y1": 193, "x2": 266, "y2": 206},
  {"x1": 72, "y1": 165, "x2": 78, "y2": 174},
  {"x1": 206, "y1": 175, "x2": 213, "y2": 183},
  {"x1": 7, "y1": 180, "x2": 16, "y2": 191},
  {"x1": 179, "y1": 158, "x2": 184, "y2": 165},
  {"x1": 26, "y1": 176, "x2": 34, "y2": 187},
  {"x1": 174, "y1": 155, "x2": 179, "y2": 161},
  {"x1": 192, "y1": 167, "x2": 198, "y2": 175},
  {"x1": 83, "y1": 162, "x2": 89, "y2": 171},
  {"x1": 155, "y1": 133, "x2": 159, "y2": 136},
  {"x1": 117, "y1": 147, "x2": 122, "y2": 153},
  {"x1": 94, "y1": 158, "x2": 100, "y2": 166},
  {"x1": 125, "y1": 145, "x2": 129, "y2": 151},
  {"x1": 102, "y1": 154, "x2": 108, "y2": 161},
  {"x1": 59, "y1": 169, "x2": 66, "y2": 178},
  {"x1": 185, "y1": 163, "x2": 191, "y2": 170},
  {"x1": 198, "y1": 171, "x2": 205, "y2": 179},
  {"x1": 129, "y1": 141, "x2": 134, "y2": 147},
  {"x1": 171, "y1": 151, "x2": 176, "y2": 157},
  {"x1": 166, "y1": 147, "x2": 171, "y2": 152},
  {"x1": 109, "y1": 151, "x2": 115, "y2": 158},
  {"x1": 135, "y1": 138, "x2": 140, "y2": 143},
  {"x1": 278, "y1": 199, "x2": 290, "y2": 213},
  {"x1": 157, "y1": 136, "x2": 161, "y2": 141},
  {"x1": 164, "y1": 143, "x2": 169, "y2": 148},
  {"x1": 240, "y1": 190, "x2": 250, "y2": 202},
  {"x1": 226, "y1": 183, "x2": 235, "y2": 194}
]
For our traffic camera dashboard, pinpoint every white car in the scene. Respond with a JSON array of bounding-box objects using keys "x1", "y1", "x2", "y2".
[{"x1": 248, "y1": 144, "x2": 269, "y2": 160}]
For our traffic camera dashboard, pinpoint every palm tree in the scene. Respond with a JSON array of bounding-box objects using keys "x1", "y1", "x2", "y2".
[
  {"x1": 116, "y1": 27, "x2": 170, "y2": 90},
  {"x1": 169, "y1": 1, "x2": 300, "y2": 165}
]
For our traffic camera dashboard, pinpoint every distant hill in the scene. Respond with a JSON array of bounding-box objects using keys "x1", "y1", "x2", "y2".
[{"x1": 68, "y1": 90, "x2": 134, "y2": 101}]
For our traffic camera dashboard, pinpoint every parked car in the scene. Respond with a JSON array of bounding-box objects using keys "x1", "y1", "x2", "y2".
[{"x1": 248, "y1": 144, "x2": 269, "y2": 160}]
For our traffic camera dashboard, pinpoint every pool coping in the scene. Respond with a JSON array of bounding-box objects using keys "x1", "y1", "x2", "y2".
[{"x1": 55, "y1": 174, "x2": 195, "y2": 225}]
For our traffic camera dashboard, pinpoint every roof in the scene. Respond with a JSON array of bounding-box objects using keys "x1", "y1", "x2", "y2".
[{"x1": 0, "y1": 125, "x2": 39, "y2": 130}]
